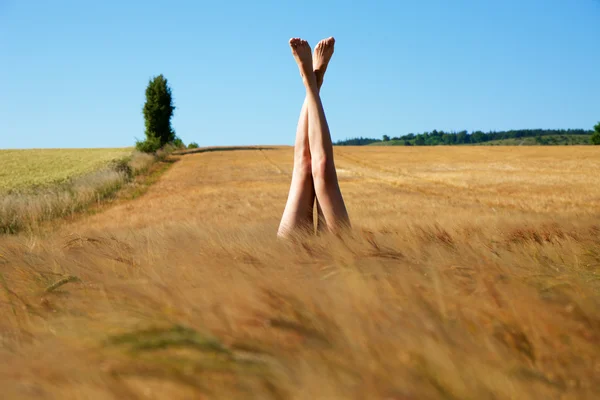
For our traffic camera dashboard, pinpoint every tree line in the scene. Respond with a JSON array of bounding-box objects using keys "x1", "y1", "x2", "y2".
[
  {"x1": 337, "y1": 127, "x2": 600, "y2": 146},
  {"x1": 136, "y1": 74, "x2": 600, "y2": 151}
]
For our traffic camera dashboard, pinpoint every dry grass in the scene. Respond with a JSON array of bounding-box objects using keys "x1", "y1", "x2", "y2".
[
  {"x1": 0, "y1": 146, "x2": 599, "y2": 399},
  {"x1": 0, "y1": 151, "x2": 155, "y2": 233}
]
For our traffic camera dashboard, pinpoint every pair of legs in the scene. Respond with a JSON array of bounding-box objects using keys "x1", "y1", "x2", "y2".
[{"x1": 278, "y1": 37, "x2": 350, "y2": 237}]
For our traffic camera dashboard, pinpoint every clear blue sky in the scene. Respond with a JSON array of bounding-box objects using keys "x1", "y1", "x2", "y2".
[{"x1": 1, "y1": 0, "x2": 599, "y2": 148}]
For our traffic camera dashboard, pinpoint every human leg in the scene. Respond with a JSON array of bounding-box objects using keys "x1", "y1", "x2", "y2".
[
  {"x1": 278, "y1": 38, "x2": 335, "y2": 236},
  {"x1": 289, "y1": 38, "x2": 350, "y2": 233}
]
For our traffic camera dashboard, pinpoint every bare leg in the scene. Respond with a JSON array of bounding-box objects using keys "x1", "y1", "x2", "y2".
[
  {"x1": 290, "y1": 38, "x2": 350, "y2": 233},
  {"x1": 278, "y1": 39, "x2": 334, "y2": 236},
  {"x1": 312, "y1": 38, "x2": 334, "y2": 232},
  {"x1": 277, "y1": 98, "x2": 315, "y2": 236}
]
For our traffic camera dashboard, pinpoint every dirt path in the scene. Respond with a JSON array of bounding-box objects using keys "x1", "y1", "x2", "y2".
[
  {"x1": 61, "y1": 145, "x2": 600, "y2": 235},
  {"x1": 64, "y1": 148, "x2": 295, "y2": 233}
]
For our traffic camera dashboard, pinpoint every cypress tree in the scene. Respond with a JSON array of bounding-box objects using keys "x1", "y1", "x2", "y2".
[{"x1": 137, "y1": 74, "x2": 176, "y2": 152}]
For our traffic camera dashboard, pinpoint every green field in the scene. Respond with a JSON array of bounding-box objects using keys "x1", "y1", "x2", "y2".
[{"x1": 0, "y1": 148, "x2": 132, "y2": 191}]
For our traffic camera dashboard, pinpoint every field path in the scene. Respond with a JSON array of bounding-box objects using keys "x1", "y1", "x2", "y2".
[
  {"x1": 65, "y1": 148, "x2": 294, "y2": 232},
  {"x1": 62, "y1": 146, "x2": 600, "y2": 234}
]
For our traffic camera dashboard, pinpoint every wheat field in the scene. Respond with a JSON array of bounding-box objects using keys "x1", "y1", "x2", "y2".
[
  {"x1": 0, "y1": 149, "x2": 155, "y2": 234},
  {"x1": 1, "y1": 146, "x2": 599, "y2": 399},
  {"x1": 0, "y1": 148, "x2": 133, "y2": 192}
]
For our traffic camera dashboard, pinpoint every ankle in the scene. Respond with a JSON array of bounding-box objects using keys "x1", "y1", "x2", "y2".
[
  {"x1": 314, "y1": 70, "x2": 324, "y2": 88},
  {"x1": 302, "y1": 73, "x2": 319, "y2": 91}
]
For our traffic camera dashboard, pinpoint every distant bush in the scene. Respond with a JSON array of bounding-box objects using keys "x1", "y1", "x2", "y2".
[
  {"x1": 172, "y1": 137, "x2": 185, "y2": 149},
  {"x1": 592, "y1": 123, "x2": 600, "y2": 145},
  {"x1": 110, "y1": 158, "x2": 133, "y2": 180},
  {"x1": 188, "y1": 142, "x2": 199, "y2": 149},
  {"x1": 335, "y1": 137, "x2": 381, "y2": 146},
  {"x1": 135, "y1": 135, "x2": 161, "y2": 153},
  {"x1": 155, "y1": 144, "x2": 178, "y2": 161}
]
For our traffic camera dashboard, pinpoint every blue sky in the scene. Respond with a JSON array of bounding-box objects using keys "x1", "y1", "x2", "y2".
[{"x1": 1, "y1": 0, "x2": 599, "y2": 148}]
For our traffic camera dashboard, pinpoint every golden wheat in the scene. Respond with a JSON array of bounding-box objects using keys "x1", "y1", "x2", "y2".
[{"x1": 0, "y1": 146, "x2": 599, "y2": 399}]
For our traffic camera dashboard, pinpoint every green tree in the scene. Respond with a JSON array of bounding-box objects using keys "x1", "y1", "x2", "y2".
[
  {"x1": 442, "y1": 133, "x2": 455, "y2": 145},
  {"x1": 138, "y1": 74, "x2": 176, "y2": 152},
  {"x1": 591, "y1": 122, "x2": 600, "y2": 145},
  {"x1": 471, "y1": 131, "x2": 485, "y2": 143},
  {"x1": 172, "y1": 137, "x2": 185, "y2": 149},
  {"x1": 382, "y1": 134, "x2": 390, "y2": 142}
]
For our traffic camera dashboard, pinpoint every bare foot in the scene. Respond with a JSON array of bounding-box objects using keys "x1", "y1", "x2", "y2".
[
  {"x1": 289, "y1": 38, "x2": 316, "y2": 88},
  {"x1": 313, "y1": 37, "x2": 335, "y2": 88}
]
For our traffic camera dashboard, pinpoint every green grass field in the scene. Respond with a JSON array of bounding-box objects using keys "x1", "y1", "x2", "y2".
[{"x1": 0, "y1": 148, "x2": 132, "y2": 192}]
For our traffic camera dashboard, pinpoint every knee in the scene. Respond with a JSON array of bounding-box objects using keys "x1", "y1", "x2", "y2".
[
  {"x1": 311, "y1": 157, "x2": 330, "y2": 182},
  {"x1": 294, "y1": 154, "x2": 312, "y2": 175}
]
